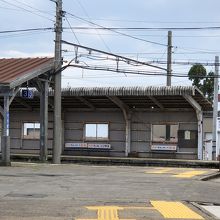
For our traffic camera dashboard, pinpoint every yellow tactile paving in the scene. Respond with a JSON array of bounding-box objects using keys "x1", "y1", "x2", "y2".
[
  {"x1": 173, "y1": 170, "x2": 208, "y2": 178},
  {"x1": 151, "y1": 201, "x2": 204, "y2": 219},
  {"x1": 145, "y1": 168, "x2": 174, "y2": 174},
  {"x1": 77, "y1": 206, "x2": 135, "y2": 220},
  {"x1": 89, "y1": 206, "x2": 120, "y2": 220},
  {"x1": 145, "y1": 168, "x2": 209, "y2": 178}
]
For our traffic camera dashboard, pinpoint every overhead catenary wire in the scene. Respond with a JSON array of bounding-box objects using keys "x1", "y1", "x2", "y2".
[
  {"x1": 64, "y1": 64, "x2": 220, "y2": 79},
  {"x1": 61, "y1": 40, "x2": 168, "y2": 71},
  {"x1": 65, "y1": 12, "x2": 168, "y2": 47}
]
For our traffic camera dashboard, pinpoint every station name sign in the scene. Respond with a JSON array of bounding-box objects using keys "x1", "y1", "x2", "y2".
[
  {"x1": 151, "y1": 144, "x2": 177, "y2": 151},
  {"x1": 65, "y1": 143, "x2": 111, "y2": 149}
]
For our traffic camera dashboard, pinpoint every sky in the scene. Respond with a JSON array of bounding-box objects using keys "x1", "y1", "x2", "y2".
[{"x1": 1, "y1": 0, "x2": 220, "y2": 88}]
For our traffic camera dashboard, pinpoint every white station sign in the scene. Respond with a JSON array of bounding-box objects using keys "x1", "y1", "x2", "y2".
[
  {"x1": 65, "y1": 143, "x2": 111, "y2": 149},
  {"x1": 151, "y1": 144, "x2": 177, "y2": 151}
]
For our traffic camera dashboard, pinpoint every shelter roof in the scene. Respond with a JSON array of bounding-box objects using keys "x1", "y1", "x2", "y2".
[
  {"x1": 0, "y1": 57, "x2": 54, "y2": 89},
  {"x1": 57, "y1": 86, "x2": 212, "y2": 111},
  {"x1": 61, "y1": 86, "x2": 201, "y2": 96},
  {"x1": 4, "y1": 86, "x2": 212, "y2": 111}
]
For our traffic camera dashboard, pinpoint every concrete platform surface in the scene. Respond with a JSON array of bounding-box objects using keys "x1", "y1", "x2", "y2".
[
  {"x1": 1, "y1": 153, "x2": 219, "y2": 169},
  {"x1": 0, "y1": 162, "x2": 220, "y2": 219},
  {"x1": 201, "y1": 205, "x2": 220, "y2": 219}
]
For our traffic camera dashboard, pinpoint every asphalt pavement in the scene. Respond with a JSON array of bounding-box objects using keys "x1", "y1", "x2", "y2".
[{"x1": 0, "y1": 162, "x2": 219, "y2": 220}]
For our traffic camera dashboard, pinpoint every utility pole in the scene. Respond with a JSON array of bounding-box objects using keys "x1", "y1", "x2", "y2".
[
  {"x1": 167, "y1": 31, "x2": 172, "y2": 86},
  {"x1": 166, "y1": 31, "x2": 172, "y2": 141},
  {"x1": 53, "y1": 0, "x2": 63, "y2": 164},
  {"x1": 212, "y1": 56, "x2": 219, "y2": 160}
]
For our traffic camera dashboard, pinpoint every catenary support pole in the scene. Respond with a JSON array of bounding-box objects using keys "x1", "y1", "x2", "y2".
[
  {"x1": 213, "y1": 56, "x2": 219, "y2": 160},
  {"x1": 40, "y1": 81, "x2": 49, "y2": 162},
  {"x1": 53, "y1": 0, "x2": 63, "y2": 164},
  {"x1": 166, "y1": 31, "x2": 172, "y2": 141},
  {"x1": 166, "y1": 30, "x2": 172, "y2": 86},
  {"x1": 2, "y1": 95, "x2": 10, "y2": 166}
]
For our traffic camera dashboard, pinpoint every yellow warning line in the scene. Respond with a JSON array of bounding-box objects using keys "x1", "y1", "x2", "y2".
[
  {"x1": 151, "y1": 201, "x2": 204, "y2": 219},
  {"x1": 173, "y1": 170, "x2": 208, "y2": 178}
]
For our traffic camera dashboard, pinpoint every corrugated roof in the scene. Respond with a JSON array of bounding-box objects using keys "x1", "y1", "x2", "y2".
[
  {"x1": 60, "y1": 86, "x2": 198, "y2": 96},
  {"x1": 0, "y1": 86, "x2": 211, "y2": 111},
  {"x1": 0, "y1": 57, "x2": 54, "y2": 86}
]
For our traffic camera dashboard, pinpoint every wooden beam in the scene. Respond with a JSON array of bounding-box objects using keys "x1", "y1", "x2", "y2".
[
  {"x1": 9, "y1": 87, "x2": 20, "y2": 106},
  {"x1": 76, "y1": 97, "x2": 96, "y2": 110},
  {"x1": 107, "y1": 96, "x2": 130, "y2": 113},
  {"x1": 14, "y1": 97, "x2": 32, "y2": 111},
  {"x1": 148, "y1": 96, "x2": 164, "y2": 109},
  {"x1": 183, "y1": 95, "x2": 201, "y2": 112},
  {"x1": 0, "y1": 105, "x2": 3, "y2": 116},
  {"x1": 48, "y1": 97, "x2": 54, "y2": 109}
]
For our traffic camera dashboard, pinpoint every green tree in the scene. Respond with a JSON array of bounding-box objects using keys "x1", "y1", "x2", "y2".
[{"x1": 188, "y1": 64, "x2": 214, "y2": 102}]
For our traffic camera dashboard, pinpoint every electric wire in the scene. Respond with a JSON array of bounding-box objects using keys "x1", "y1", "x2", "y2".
[
  {"x1": 62, "y1": 25, "x2": 220, "y2": 31},
  {"x1": 11, "y1": 0, "x2": 55, "y2": 16},
  {"x1": 65, "y1": 12, "x2": 168, "y2": 47},
  {"x1": 65, "y1": 17, "x2": 81, "y2": 45},
  {"x1": 74, "y1": 0, "x2": 111, "y2": 52},
  {"x1": 0, "y1": 27, "x2": 54, "y2": 34},
  {"x1": 64, "y1": 64, "x2": 220, "y2": 78},
  {"x1": 0, "y1": 0, "x2": 54, "y2": 22}
]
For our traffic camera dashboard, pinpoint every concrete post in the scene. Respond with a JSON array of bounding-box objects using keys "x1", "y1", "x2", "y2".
[
  {"x1": 53, "y1": 0, "x2": 63, "y2": 164},
  {"x1": 212, "y1": 56, "x2": 219, "y2": 160}
]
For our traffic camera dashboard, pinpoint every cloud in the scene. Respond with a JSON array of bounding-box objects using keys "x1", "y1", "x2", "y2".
[{"x1": 0, "y1": 50, "x2": 53, "y2": 58}]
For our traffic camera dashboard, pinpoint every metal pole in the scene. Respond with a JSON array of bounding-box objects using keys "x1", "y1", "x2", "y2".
[
  {"x1": 53, "y1": 0, "x2": 63, "y2": 164},
  {"x1": 166, "y1": 31, "x2": 172, "y2": 86},
  {"x1": 213, "y1": 56, "x2": 219, "y2": 160},
  {"x1": 40, "y1": 81, "x2": 49, "y2": 162},
  {"x1": 2, "y1": 95, "x2": 10, "y2": 166}
]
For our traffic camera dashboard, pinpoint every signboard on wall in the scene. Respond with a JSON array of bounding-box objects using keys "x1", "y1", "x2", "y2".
[
  {"x1": 65, "y1": 143, "x2": 87, "y2": 148},
  {"x1": 65, "y1": 143, "x2": 111, "y2": 149},
  {"x1": 88, "y1": 144, "x2": 111, "y2": 149},
  {"x1": 151, "y1": 144, "x2": 177, "y2": 151}
]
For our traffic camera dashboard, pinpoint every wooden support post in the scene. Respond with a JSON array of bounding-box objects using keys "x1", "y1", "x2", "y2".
[
  {"x1": 184, "y1": 95, "x2": 203, "y2": 160},
  {"x1": 2, "y1": 95, "x2": 11, "y2": 166},
  {"x1": 125, "y1": 113, "x2": 131, "y2": 157},
  {"x1": 40, "y1": 81, "x2": 49, "y2": 162},
  {"x1": 196, "y1": 110, "x2": 203, "y2": 160},
  {"x1": 107, "y1": 96, "x2": 132, "y2": 156}
]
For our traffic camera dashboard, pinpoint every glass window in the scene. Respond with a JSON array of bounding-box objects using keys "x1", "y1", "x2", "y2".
[
  {"x1": 152, "y1": 124, "x2": 178, "y2": 143},
  {"x1": 85, "y1": 123, "x2": 109, "y2": 140},
  {"x1": 85, "y1": 124, "x2": 97, "y2": 140},
  {"x1": 23, "y1": 122, "x2": 40, "y2": 139}
]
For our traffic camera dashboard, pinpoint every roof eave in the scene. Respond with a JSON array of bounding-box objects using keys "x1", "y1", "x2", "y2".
[{"x1": 9, "y1": 60, "x2": 55, "y2": 89}]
